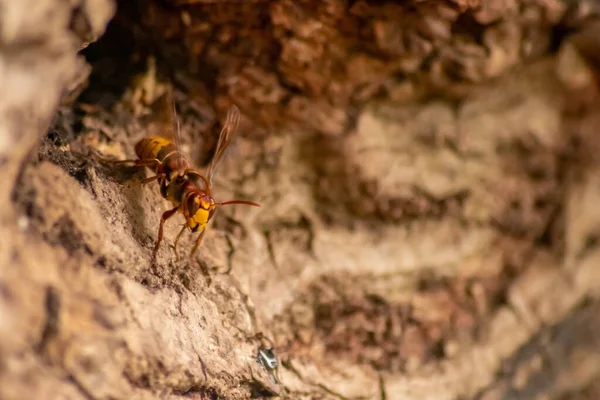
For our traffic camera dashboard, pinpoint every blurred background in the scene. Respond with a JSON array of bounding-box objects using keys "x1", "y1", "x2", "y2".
[{"x1": 1, "y1": 0, "x2": 600, "y2": 399}]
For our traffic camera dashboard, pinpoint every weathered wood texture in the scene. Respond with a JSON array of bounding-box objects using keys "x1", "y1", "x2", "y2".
[{"x1": 2, "y1": 0, "x2": 600, "y2": 399}]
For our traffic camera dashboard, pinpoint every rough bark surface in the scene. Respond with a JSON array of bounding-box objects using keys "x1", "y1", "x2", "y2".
[{"x1": 2, "y1": 0, "x2": 600, "y2": 399}]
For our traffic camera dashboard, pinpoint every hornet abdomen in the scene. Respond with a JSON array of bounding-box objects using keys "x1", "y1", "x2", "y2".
[
  {"x1": 134, "y1": 137, "x2": 173, "y2": 162},
  {"x1": 135, "y1": 137, "x2": 189, "y2": 179}
]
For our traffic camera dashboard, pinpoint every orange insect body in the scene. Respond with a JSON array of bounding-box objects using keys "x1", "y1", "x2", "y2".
[
  {"x1": 122, "y1": 91, "x2": 259, "y2": 264},
  {"x1": 134, "y1": 137, "x2": 192, "y2": 181}
]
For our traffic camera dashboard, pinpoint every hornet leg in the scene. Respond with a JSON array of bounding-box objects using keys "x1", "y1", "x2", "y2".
[
  {"x1": 189, "y1": 228, "x2": 207, "y2": 261},
  {"x1": 114, "y1": 158, "x2": 161, "y2": 167},
  {"x1": 125, "y1": 174, "x2": 161, "y2": 189},
  {"x1": 125, "y1": 162, "x2": 167, "y2": 188},
  {"x1": 117, "y1": 158, "x2": 164, "y2": 188},
  {"x1": 151, "y1": 206, "x2": 179, "y2": 264},
  {"x1": 173, "y1": 224, "x2": 187, "y2": 262},
  {"x1": 190, "y1": 229, "x2": 211, "y2": 283}
]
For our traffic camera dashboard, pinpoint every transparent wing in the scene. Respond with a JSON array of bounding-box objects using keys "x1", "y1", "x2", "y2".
[
  {"x1": 206, "y1": 104, "x2": 240, "y2": 188},
  {"x1": 168, "y1": 87, "x2": 185, "y2": 176},
  {"x1": 145, "y1": 88, "x2": 172, "y2": 139},
  {"x1": 146, "y1": 86, "x2": 185, "y2": 175}
]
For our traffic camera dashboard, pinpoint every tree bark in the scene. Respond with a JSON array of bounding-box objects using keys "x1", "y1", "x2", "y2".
[{"x1": 2, "y1": 0, "x2": 600, "y2": 399}]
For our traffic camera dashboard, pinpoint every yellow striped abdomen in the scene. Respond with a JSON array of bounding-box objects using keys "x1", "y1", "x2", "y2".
[{"x1": 134, "y1": 137, "x2": 173, "y2": 161}]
